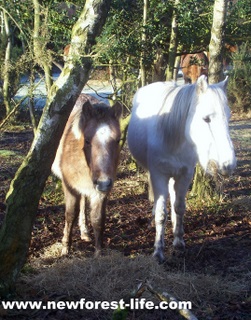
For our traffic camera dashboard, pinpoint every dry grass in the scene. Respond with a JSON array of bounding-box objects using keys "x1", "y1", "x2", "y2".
[{"x1": 14, "y1": 249, "x2": 249, "y2": 320}]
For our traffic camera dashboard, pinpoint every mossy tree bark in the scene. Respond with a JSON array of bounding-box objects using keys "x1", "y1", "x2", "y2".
[{"x1": 0, "y1": 0, "x2": 111, "y2": 298}]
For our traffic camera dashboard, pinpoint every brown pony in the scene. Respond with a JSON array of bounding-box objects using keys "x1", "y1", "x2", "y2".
[
  {"x1": 52, "y1": 94, "x2": 122, "y2": 256},
  {"x1": 181, "y1": 52, "x2": 209, "y2": 83}
]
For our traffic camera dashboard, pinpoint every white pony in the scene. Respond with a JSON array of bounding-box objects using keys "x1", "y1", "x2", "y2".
[{"x1": 127, "y1": 75, "x2": 236, "y2": 262}]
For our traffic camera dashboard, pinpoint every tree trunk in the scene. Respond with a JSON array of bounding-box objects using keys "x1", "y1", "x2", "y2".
[
  {"x1": 2, "y1": 8, "x2": 11, "y2": 115},
  {"x1": 152, "y1": 48, "x2": 167, "y2": 82},
  {"x1": 166, "y1": 0, "x2": 179, "y2": 81},
  {"x1": 28, "y1": 70, "x2": 37, "y2": 133},
  {"x1": 109, "y1": 59, "x2": 118, "y2": 101},
  {"x1": 0, "y1": 0, "x2": 111, "y2": 298},
  {"x1": 140, "y1": 0, "x2": 148, "y2": 87},
  {"x1": 33, "y1": 0, "x2": 52, "y2": 92},
  {"x1": 208, "y1": 0, "x2": 227, "y2": 84}
]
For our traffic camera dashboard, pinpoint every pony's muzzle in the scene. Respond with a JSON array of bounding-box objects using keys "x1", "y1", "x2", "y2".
[
  {"x1": 220, "y1": 161, "x2": 236, "y2": 176},
  {"x1": 94, "y1": 178, "x2": 113, "y2": 193},
  {"x1": 207, "y1": 159, "x2": 236, "y2": 177}
]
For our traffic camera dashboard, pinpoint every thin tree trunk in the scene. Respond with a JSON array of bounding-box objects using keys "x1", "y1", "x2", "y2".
[
  {"x1": 0, "y1": 0, "x2": 111, "y2": 298},
  {"x1": 109, "y1": 59, "x2": 118, "y2": 101},
  {"x1": 208, "y1": 0, "x2": 227, "y2": 84},
  {"x1": 33, "y1": 0, "x2": 52, "y2": 92},
  {"x1": 2, "y1": 8, "x2": 11, "y2": 115},
  {"x1": 166, "y1": 0, "x2": 179, "y2": 81},
  {"x1": 152, "y1": 48, "x2": 167, "y2": 82},
  {"x1": 28, "y1": 70, "x2": 37, "y2": 133},
  {"x1": 140, "y1": 0, "x2": 148, "y2": 87},
  {"x1": 173, "y1": 55, "x2": 180, "y2": 81},
  {"x1": 0, "y1": 10, "x2": 3, "y2": 35}
]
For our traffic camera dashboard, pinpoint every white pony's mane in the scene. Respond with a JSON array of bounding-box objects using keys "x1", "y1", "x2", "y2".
[
  {"x1": 158, "y1": 81, "x2": 228, "y2": 152},
  {"x1": 158, "y1": 83, "x2": 196, "y2": 151}
]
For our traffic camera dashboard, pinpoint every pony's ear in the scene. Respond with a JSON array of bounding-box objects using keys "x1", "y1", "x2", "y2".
[
  {"x1": 219, "y1": 76, "x2": 228, "y2": 92},
  {"x1": 81, "y1": 100, "x2": 93, "y2": 123},
  {"x1": 72, "y1": 100, "x2": 93, "y2": 140},
  {"x1": 196, "y1": 75, "x2": 208, "y2": 94},
  {"x1": 111, "y1": 102, "x2": 122, "y2": 119}
]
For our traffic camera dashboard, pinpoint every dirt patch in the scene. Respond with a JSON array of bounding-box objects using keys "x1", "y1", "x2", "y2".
[{"x1": 0, "y1": 119, "x2": 250, "y2": 319}]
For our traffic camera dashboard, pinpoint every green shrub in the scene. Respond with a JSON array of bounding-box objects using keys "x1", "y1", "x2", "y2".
[{"x1": 228, "y1": 42, "x2": 251, "y2": 113}]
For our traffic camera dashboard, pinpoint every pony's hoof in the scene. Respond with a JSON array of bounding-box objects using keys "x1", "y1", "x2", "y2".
[
  {"x1": 81, "y1": 232, "x2": 91, "y2": 242},
  {"x1": 173, "y1": 238, "x2": 185, "y2": 251},
  {"x1": 153, "y1": 251, "x2": 165, "y2": 264}
]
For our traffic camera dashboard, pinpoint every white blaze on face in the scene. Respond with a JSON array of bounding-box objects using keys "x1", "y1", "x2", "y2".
[
  {"x1": 96, "y1": 124, "x2": 112, "y2": 145},
  {"x1": 94, "y1": 124, "x2": 112, "y2": 177}
]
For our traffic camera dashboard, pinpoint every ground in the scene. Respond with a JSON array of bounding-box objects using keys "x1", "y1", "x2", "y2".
[{"x1": 0, "y1": 116, "x2": 250, "y2": 319}]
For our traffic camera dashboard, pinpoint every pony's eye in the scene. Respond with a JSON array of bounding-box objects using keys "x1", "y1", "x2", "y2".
[{"x1": 203, "y1": 116, "x2": 211, "y2": 123}]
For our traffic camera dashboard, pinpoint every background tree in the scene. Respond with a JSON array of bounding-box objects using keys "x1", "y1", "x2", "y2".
[
  {"x1": 208, "y1": 0, "x2": 227, "y2": 83},
  {"x1": 33, "y1": 0, "x2": 52, "y2": 92},
  {"x1": 0, "y1": 0, "x2": 111, "y2": 298},
  {"x1": 2, "y1": 3, "x2": 11, "y2": 115},
  {"x1": 139, "y1": 0, "x2": 148, "y2": 87},
  {"x1": 165, "y1": 0, "x2": 179, "y2": 81},
  {"x1": 177, "y1": 0, "x2": 214, "y2": 52},
  {"x1": 225, "y1": 0, "x2": 251, "y2": 44},
  {"x1": 228, "y1": 42, "x2": 251, "y2": 114},
  {"x1": 0, "y1": 0, "x2": 81, "y2": 119},
  {"x1": 1, "y1": 0, "x2": 249, "y2": 121}
]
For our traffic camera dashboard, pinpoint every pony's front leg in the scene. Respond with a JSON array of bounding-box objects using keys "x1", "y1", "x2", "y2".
[
  {"x1": 61, "y1": 183, "x2": 80, "y2": 255},
  {"x1": 79, "y1": 196, "x2": 91, "y2": 242},
  {"x1": 151, "y1": 175, "x2": 169, "y2": 263},
  {"x1": 90, "y1": 194, "x2": 107, "y2": 257},
  {"x1": 169, "y1": 175, "x2": 192, "y2": 250}
]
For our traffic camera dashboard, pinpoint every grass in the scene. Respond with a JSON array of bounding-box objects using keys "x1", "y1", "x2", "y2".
[{"x1": 15, "y1": 250, "x2": 249, "y2": 320}]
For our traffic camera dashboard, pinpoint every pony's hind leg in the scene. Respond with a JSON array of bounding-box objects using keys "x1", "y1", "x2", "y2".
[
  {"x1": 61, "y1": 183, "x2": 80, "y2": 255},
  {"x1": 169, "y1": 175, "x2": 192, "y2": 250},
  {"x1": 79, "y1": 196, "x2": 91, "y2": 242}
]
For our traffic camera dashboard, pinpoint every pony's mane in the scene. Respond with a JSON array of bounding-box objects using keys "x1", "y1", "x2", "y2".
[{"x1": 158, "y1": 83, "x2": 196, "y2": 151}]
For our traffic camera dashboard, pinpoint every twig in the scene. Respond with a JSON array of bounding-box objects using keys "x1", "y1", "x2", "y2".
[
  {"x1": 0, "y1": 96, "x2": 27, "y2": 130},
  {"x1": 133, "y1": 280, "x2": 199, "y2": 320}
]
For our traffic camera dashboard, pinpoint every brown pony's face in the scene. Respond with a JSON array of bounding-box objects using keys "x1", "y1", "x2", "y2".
[{"x1": 80, "y1": 102, "x2": 122, "y2": 193}]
